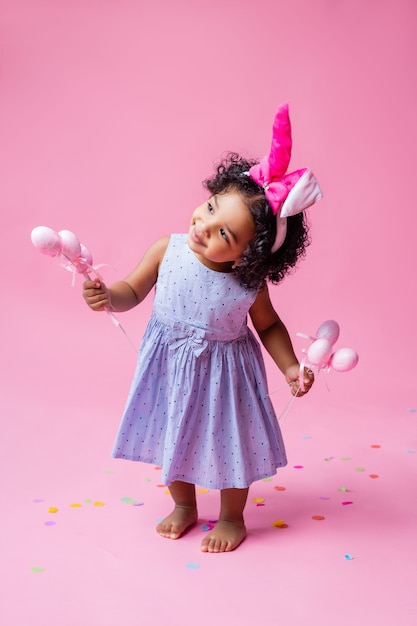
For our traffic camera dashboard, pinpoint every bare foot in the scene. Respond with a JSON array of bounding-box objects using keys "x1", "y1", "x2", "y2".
[
  {"x1": 200, "y1": 519, "x2": 246, "y2": 553},
  {"x1": 156, "y1": 505, "x2": 198, "y2": 540}
]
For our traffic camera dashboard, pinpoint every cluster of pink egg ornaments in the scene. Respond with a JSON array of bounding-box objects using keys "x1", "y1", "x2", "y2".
[
  {"x1": 30, "y1": 226, "x2": 97, "y2": 280},
  {"x1": 297, "y1": 320, "x2": 358, "y2": 390}
]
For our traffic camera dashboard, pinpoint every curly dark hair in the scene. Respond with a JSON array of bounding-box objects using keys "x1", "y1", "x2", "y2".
[{"x1": 203, "y1": 153, "x2": 310, "y2": 291}]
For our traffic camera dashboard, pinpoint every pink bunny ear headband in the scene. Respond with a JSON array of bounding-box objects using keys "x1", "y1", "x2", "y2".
[{"x1": 248, "y1": 103, "x2": 323, "y2": 253}]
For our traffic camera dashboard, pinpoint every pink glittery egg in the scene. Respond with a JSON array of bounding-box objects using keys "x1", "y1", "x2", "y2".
[
  {"x1": 58, "y1": 230, "x2": 81, "y2": 261},
  {"x1": 31, "y1": 226, "x2": 62, "y2": 257},
  {"x1": 307, "y1": 338, "x2": 333, "y2": 367},
  {"x1": 330, "y1": 348, "x2": 359, "y2": 372},
  {"x1": 315, "y1": 320, "x2": 340, "y2": 346},
  {"x1": 75, "y1": 243, "x2": 93, "y2": 272}
]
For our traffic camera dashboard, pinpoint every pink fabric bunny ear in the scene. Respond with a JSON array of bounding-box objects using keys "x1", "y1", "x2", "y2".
[{"x1": 249, "y1": 103, "x2": 323, "y2": 253}]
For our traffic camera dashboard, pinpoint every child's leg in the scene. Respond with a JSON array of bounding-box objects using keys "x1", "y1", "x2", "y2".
[
  {"x1": 201, "y1": 487, "x2": 249, "y2": 553},
  {"x1": 156, "y1": 480, "x2": 198, "y2": 540}
]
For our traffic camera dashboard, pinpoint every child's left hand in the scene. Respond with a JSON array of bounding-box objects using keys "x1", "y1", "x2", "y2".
[{"x1": 285, "y1": 363, "x2": 314, "y2": 397}]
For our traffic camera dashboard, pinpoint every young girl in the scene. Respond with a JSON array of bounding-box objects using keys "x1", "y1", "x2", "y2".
[{"x1": 83, "y1": 104, "x2": 322, "y2": 553}]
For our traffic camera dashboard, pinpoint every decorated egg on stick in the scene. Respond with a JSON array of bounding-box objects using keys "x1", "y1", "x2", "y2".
[{"x1": 30, "y1": 226, "x2": 62, "y2": 257}]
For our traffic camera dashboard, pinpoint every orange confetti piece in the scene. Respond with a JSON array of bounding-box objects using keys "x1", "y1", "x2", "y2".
[
  {"x1": 369, "y1": 474, "x2": 379, "y2": 479},
  {"x1": 312, "y1": 515, "x2": 325, "y2": 521},
  {"x1": 370, "y1": 444, "x2": 381, "y2": 448},
  {"x1": 274, "y1": 486, "x2": 286, "y2": 491},
  {"x1": 272, "y1": 519, "x2": 288, "y2": 528}
]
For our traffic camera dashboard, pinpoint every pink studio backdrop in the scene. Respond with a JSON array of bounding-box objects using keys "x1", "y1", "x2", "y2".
[{"x1": 1, "y1": 1, "x2": 416, "y2": 625}]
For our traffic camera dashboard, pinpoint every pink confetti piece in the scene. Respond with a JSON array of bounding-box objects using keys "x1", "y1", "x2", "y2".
[
  {"x1": 319, "y1": 496, "x2": 330, "y2": 500},
  {"x1": 293, "y1": 465, "x2": 304, "y2": 469},
  {"x1": 342, "y1": 501, "x2": 353, "y2": 505},
  {"x1": 44, "y1": 521, "x2": 56, "y2": 527}
]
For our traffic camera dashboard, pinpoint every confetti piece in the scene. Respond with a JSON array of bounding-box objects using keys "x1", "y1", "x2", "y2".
[
  {"x1": 33, "y1": 499, "x2": 44, "y2": 503},
  {"x1": 344, "y1": 554, "x2": 354, "y2": 560},
  {"x1": 312, "y1": 515, "x2": 325, "y2": 521},
  {"x1": 406, "y1": 450, "x2": 415, "y2": 454},
  {"x1": 44, "y1": 521, "x2": 56, "y2": 527},
  {"x1": 70, "y1": 503, "x2": 82, "y2": 508},
  {"x1": 274, "y1": 486, "x2": 286, "y2": 491},
  {"x1": 338, "y1": 487, "x2": 348, "y2": 492},
  {"x1": 370, "y1": 445, "x2": 381, "y2": 449},
  {"x1": 48, "y1": 507, "x2": 58, "y2": 514},
  {"x1": 156, "y1": 484, "x2": 166, "y2": 488},
  {"x1": 252, "y1": 497, "x2": 265, "y2": 504},
  {"x1": 342, "y1": 501, "x2": 353, "y2": 505},
  {"x1": 85, "y1": 499, "x2": 92, "y2": 504},
  {"x1": 407, "y1": 408, "x2": 416, "y2": 413},
  {"x1": 105, "y1": 470, "x2": 114, "y2": 474},
  {"x1": 293, "y1": 465, "x2": 304, "y2": 469},
  {"x1": 262, "y1": 477, "x2": 273, "y2": 482},
  {"x1": 272, "y1": 520, "x2": 288, "y2": 528},
  {"x1": 154, "y1": 466, "x2": 162, "y2": 470},
  {"x1": 324, "y1": 457, "x2": 335, "y2": 462},
  {"x1": 355, "y1": 467, "x2": 365, "y2": 472},
  {"x1": 301, "y1": 435, "x2": 312, "y2": 439},
  {"x1": 369, "y1": 474, "x2": 379, "y2": 479},
  {"x1": 186, "y1": 563, "x2": 200, "y2": 569},
  {"x1": 201, "y1": 524, "x2": 214, "y2": 532},
  {"x1": 197, "y1": 488, "x2": 209, "y2": 494},
  {"x1": 341, "y1": 457, "x2": 352, "y2": 461},
  {"x1": 132, "y1": 501, "x2": 144, "y2": 506},
  {"x1": 256, "y1": 503, "x2": 265, "y2": 507},
  {"x1": 121, "y1": 497, "x2": 134, "y2": 503},
  {"x1": 319, "y1": 496, "x2": 330, "y2": 500},
  {"x1": 144, "y1": 477, "x2": 151, "y2": 482},
  {"x1": 31, "y1": 567, "x2": 45, "y2": 573},
  {"x1": 93, "y1": 501, "x2": 105, "y2": 507}
]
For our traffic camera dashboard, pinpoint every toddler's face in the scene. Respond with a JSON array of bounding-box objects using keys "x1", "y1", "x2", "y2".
[{"x1": 188, "y1": 190, "x2": 255, "y2": 272}]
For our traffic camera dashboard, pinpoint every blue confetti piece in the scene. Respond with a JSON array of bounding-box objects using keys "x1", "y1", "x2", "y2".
[
  {"x1": 344, "y1": 554, "x2": 354, "y2": 560},
  {"x1": 406, "y1": 449, "x2": 415, "y2": 454},
  {"x1": 186, "y1": 563, "x2": 200, "y2": 569},
  {"x1": 132, "y1": 501, "x2": 144, "y2": 506},
  {"x1": 407, "y1": 408, "x2": 416, "y2": 413}
]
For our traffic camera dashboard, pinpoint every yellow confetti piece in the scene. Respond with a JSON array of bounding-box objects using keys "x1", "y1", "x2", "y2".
[
  {"x1": 70, "y1": 503, "x2": 82, "y2": 508},
  {"x1": 252, "y1": 497, "x2": 265, "y2": 504},
  {"x1": 197, "y1": 488, "x2": 209, "y2": 493},
  {"x1": 93, "y1": 501, "x2": 105, "y2": 507},
  {"x1": 272, "y1": 519, "x2": 288, "y2": 528},
  {"x1": 48, "y1": 507, "x2": 58, "y2": 514}
]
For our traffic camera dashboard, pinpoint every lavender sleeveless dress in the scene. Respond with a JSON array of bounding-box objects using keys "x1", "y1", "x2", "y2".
[{"x1": 112, "y1": 234, "x2": 287, "y2": 489}]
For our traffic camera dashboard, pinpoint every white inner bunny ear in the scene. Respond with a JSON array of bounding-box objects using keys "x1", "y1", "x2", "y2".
[
  {"x1": 280, "y1": 169, "x2": 323, "y2": 218},
  {"x1": 271, "y1": 217, "x2": 287, "y2": 253}
]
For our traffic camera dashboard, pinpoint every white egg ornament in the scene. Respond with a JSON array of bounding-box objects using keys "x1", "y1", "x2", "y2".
[
  {"x1": 307, "y1": 338, "x2": 333, "y2": 368},
  {"x1": 31, "y1": 226, "x2": 62, "y2": 257},
  {"x1": 316, "y1": 320, "x2": 340, "y2": 346},
  {"x1": 58, "y1": 230, "x2": 81, "y2": 261},
  {"x1": 330, "y1": 348, "x2": 359, "y2": 372},
  {"x1": 74, "y1": 243, "x2": 93, "y2": 273}
]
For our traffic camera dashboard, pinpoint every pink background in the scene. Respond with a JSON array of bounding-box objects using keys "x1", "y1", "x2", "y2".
[{"x1": 1, "y1": 1, "x2": 416, "y2": 624}]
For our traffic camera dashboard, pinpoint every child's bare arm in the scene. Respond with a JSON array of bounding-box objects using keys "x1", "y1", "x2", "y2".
[
  {"x1": 249, "y1": 286, "x2": 313, "y2": 396},
  {"x1": 83, "y1": 236, "x2": 169, "y2": 312}
]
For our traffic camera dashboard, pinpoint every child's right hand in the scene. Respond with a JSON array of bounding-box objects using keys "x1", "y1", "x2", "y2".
[{"x1": 83, "y1": 279, "x2": 111, "y2": 311}]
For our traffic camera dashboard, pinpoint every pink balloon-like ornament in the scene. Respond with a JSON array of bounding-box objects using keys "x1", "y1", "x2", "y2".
[
  {"x1": 330, "y1": 348, "x2": 359, "y2": 372},
  {"x1": 31, "y1": 226, "x2": 62, "y2": 257},
  {"x1": 74, "y1": 243, "x2": 93, "y2": 273},
  {"x1": 315, "y1": 320, "x2": 340, "y2": 346},
  {"x1": 58, "y1": 230, "x2": 81, "y2": 261},
  {"x1": 307, "y1": 338, "x2": 333, "y2": 367}
]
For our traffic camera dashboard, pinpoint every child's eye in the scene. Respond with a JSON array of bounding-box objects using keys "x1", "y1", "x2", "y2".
[
  {"x1": 207, "y1": 202, "x2": 214, "y2": 213},
  {"x1": 220, "y1": 228, "x2": 229, "y2": 242}
]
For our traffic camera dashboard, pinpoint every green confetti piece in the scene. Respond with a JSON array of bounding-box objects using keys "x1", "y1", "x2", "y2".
[
  {"x1": 262, "y1": 477, "x2": 273, "y2": 482},
  {"x1": 355, "y1": 467, "x2": 366, "y2": 472},
  {"x1": 84, "y1": 499, "x2": 92, "y2": 503},
  {"x1": 341, "y1": 457, "x2": 352, "y2": 461},
  {"x1": 121, "y1": 497, "x2": 134, "y2": 503},
  {"x1": 31, "y1": 567, "x2": 45, "y2": 573},
  {"x1": 338, "y1": 486, "x2": 348, "y2": 492}
]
